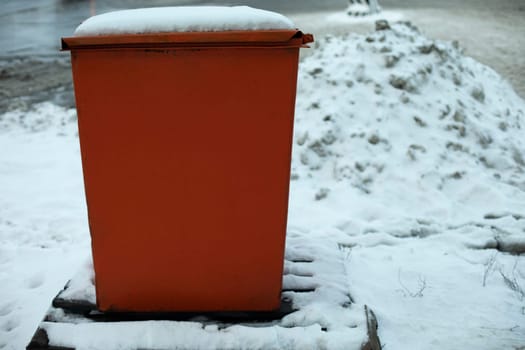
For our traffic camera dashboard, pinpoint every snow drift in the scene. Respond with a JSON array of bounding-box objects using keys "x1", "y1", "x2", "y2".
[{"x1": 290, "y1": 22, "x2": 525, "y2": 241}]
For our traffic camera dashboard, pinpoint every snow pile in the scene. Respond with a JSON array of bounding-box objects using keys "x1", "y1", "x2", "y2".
[
  {"x1": 289, "y1": 21, "x2": 525, "y2": 349},
  {"x1": 292, "y1": 21, "x2": 525, "y2": 231},
  {"x1": 346, "y1": 0, "x2": 381, "y2": 16},
  {"x1": 74, "y1": 6, "x2": 295, "y2": 36}
]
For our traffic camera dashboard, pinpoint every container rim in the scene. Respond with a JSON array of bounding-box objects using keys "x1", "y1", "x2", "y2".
[{"x1": 61, "y1": 30, "x2": 313, "y2": 50}]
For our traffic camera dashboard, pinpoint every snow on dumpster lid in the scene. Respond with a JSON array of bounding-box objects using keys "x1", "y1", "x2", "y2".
[{"x1": 73, "y1": 6, "x2": 295, "y2": 36}]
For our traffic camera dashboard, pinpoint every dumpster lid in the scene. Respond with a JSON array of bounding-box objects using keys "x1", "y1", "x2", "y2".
[{"x1": 62, "y1": 7, "x2": 313, "y2": 50}]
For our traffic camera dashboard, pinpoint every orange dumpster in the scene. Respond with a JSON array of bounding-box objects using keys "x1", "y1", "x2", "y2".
[{"x1": 62, "y1": 7, "x2": 313, "y2": 312}]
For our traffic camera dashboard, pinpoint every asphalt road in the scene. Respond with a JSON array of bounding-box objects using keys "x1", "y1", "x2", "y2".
[
  {"x1": 290, "y1": 0, "x2": 525, "y2": 99},
  {"x1": 0, "y1": 0, "x2": 523, "y2": 113},
  {"x1": 0, "y1": 0, "x2": 347, "y2": 58}
]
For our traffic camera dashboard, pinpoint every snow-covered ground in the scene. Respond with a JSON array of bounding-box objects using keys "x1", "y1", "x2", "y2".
[
  {"x1": 0, "y1": 105, "x2": 90, "y2": 350},
  {"x1": 289, "y1": 22, "x2": 525, "y2": 349},
  {"x1": 1, "y1": 21, "x2": 525, "y2": 349}
]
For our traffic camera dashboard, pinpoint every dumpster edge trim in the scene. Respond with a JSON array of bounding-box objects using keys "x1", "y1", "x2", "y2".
[{"x1": 61, "y1": 30, "x2": 314, "y2": 51}]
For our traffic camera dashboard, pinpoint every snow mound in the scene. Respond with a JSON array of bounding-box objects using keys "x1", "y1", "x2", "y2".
[
  {"x1": 288, "y1": 22, "x2": 525, "y2": 349},
  {"x1": 74, "y1": 6, "x2": 295, "y2": 36},
  {"x1": 291, "y1": 21, "x2": 525, "y2": 228}
]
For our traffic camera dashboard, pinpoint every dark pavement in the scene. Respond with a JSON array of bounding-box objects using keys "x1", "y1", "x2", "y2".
[{"x1": 0, "y1": 0, "x2": 523, "y2": 112}]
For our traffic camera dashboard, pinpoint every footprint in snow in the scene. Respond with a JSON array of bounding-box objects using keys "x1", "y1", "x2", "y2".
[
  {"x1": 25, "y1": 273, "x2": 45, "y2": 289},
  {"x1": 0, "y1": 302, "x2": 14, "y2": 317},
  {"x1": 0, "y1": 254, "x2": 11, "y2": 265},
  {"x1": 2, "y1": 317, "x2": 20, "y2": 332}
]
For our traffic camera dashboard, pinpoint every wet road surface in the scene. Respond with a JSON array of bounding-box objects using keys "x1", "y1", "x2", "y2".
[
  {"x1": 0, "y1": 0, "x2": 346, "y2": 58},
  {"x1": 0, "y1": 0, "x2": 523, "y2": 113}
]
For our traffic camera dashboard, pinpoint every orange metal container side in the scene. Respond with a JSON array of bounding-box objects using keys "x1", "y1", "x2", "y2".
[{"x1": 64, "y1": 30, "x2": 312, "y2": 312}]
